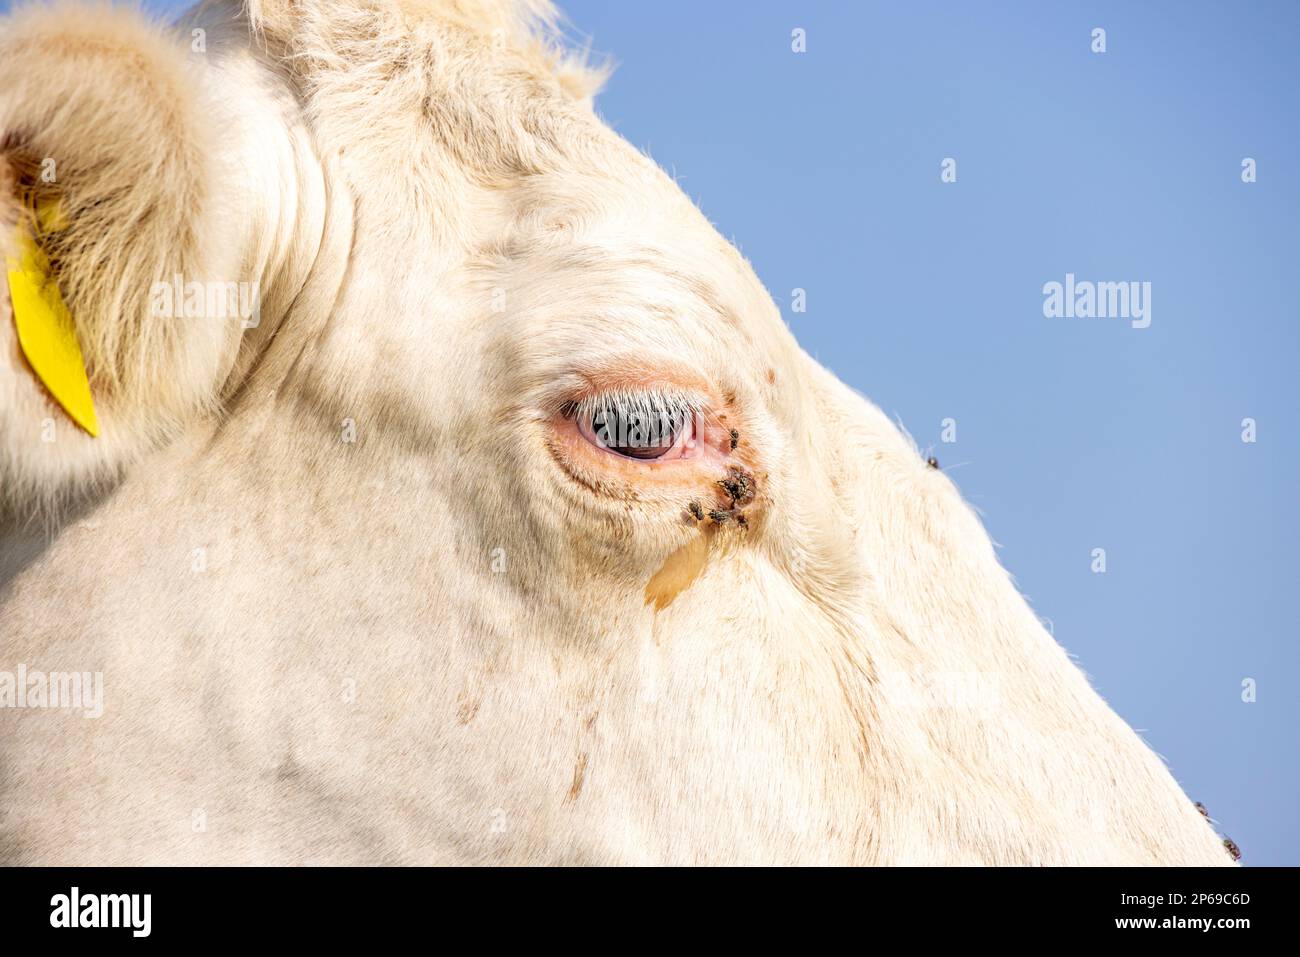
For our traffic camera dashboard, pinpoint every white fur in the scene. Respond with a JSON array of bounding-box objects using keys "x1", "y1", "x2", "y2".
[{"x1": 0, "y1": 0, "x2": 1231, "y2": 865}]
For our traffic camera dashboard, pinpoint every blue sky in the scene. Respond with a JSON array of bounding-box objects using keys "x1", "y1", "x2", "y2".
[{"x1": 138, "y1": 0, "x2": 1295, "y2": 863}]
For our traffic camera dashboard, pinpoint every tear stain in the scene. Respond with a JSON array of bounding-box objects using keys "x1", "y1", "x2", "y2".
[
  {"x1": 645, "y1": 462, "x2": 759, "y2": 611},
  {"x1": 566, "y1": 752, "x2": 589, "y2": 802},
  {"x1": 644, "y1": 530, "x2": 713, "y2": 611}
]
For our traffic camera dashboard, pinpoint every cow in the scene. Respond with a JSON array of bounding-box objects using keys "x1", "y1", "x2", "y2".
[{"x1": 0, "y1": 0, "x2": 1232, "y2": 865}]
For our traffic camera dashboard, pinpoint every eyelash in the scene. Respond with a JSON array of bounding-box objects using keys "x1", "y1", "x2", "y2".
[{"x1": 564, "y1": 389, "x2": 703, "y2": 425}]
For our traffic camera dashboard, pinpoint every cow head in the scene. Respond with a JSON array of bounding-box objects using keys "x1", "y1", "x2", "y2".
[{"x1": 0, "y1": 1, "x2": 1232, "y2": 864}]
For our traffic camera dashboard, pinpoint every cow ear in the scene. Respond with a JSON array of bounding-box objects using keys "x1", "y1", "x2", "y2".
[{"x1": 0, "y1": 4, "x2": 243, "y2": 518}]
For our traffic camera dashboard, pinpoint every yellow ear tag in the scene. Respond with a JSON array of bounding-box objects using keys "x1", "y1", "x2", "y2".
[{"x1": 5, "y1": 207, "x2": 99, "y2": 437}]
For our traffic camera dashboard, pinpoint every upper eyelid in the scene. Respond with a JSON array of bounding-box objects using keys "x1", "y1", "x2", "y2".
[{"x1": 560, "y1": 387, "x2": 709, "y2": 423}]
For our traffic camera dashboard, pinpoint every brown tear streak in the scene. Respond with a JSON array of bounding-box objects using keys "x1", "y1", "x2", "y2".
[{"x1": 643, "y1": 530, "x2": 712, "y2": 612}]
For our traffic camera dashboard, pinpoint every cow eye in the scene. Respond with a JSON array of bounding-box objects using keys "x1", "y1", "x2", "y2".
[{"x1": 575, "y1": 397, "x2": 696, "y2": 461}]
